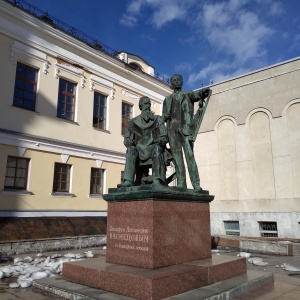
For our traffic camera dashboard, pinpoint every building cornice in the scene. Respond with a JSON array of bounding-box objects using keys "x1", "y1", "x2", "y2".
[
  {"x1": 10, "y1": 41, "x2": 50, "y2": 74},
  {"x1": 0, "y1": 129, "x2": 125, "y2": 164},
  {"x1": 195, "y1": 58, "x2": 300, "y2": 94}
]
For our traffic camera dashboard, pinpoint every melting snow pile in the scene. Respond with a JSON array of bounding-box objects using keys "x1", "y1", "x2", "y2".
[
  {"x1": 0, "y1": 251, "x2": 94, "y2": 288},
  {"x1": 237, "y1": 252, "x2": 251, "y2": 258},
  {"x1": 248, "y1": 257, "x2": 269, "y2": 266},
  {"x1": 248, "y1": 257, "x2": 300, "y2": 272},
  {"x1": 280, "y1": 263, "x2": 300, "y2": 272}
]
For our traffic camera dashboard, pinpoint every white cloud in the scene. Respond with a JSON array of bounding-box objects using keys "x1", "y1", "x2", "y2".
[
  {"x1": 269, "y1": 2, "x2": 284, "y2": 16},
  {"x1": 120, "y1": 14, "x2": 138, "y2": 27},
  {"x1": 120, "y1": 0, "x2": 197, "y2": 28},
  {"x1": 201, "y1": 1, "x2": 273, "y2": 64},
  {"x1": 212, "y1": 67, "x2": 252, "y2": 83},
  {"x1": 255, "y1": 0, "x2": 284, "y2": 17},
  {"x1": 188, "y1": 62, "x2": 226, "y2": 85},
  {"x1": 127, "y1": 0, "x2": 144, "y2": 14},
  {"x1": 151, "y1": 3, "x2": 186, "y2": 28},
  {"x1": 201, "y1": 2, "x2": 230, "y2": 27},
  {"x1": 120, "y1": 0, "x2": 287, "y2": 88},
  {"x1": 120, "y1": 0, "x2": 143, "y2": 27},
  {"x1": 174, "y1": 62, "x2": 193, "y2": 73},
  {"x1": 188, "y1": 62, "x2": 252, "y2": 86}
]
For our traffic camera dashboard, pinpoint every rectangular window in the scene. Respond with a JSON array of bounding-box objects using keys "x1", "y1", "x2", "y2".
[
  {"x1": 258, "y1": 221, "x2": 278, "y2": 237},
  {"x1": 224, "y1": 221, "x2": 240, "y2": 236},
  {"x1": 57, "y1": 78, "x2": 76, "y2": 121},
  {"x1": 122, "y1": 102, "x2": 133, "y2": 135},
  {"x1": 4, "y1": 156, "x2": 30, "y2": 190},
  {"x1": 90, "y1": 168, "x2": 104, "y2": 194},
  {"x1": 13, "y1": 62, "x2": 38, "y2": 111},
  {"x1": 93, "y1": 92, "x2": 107, "y2": 130},
  {"x1": 53, "y1": 163, "x2": 71, "y2": 192}
]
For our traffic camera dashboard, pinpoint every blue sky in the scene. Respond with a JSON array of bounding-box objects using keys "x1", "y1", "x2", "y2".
[{"x1": 22, "y1": 0, "x2": 300, "y2": 90}]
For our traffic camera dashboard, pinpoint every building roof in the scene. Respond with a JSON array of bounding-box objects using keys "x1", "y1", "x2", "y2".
[{"x1": 119, "y1": 51, "x2": 155, "y2": 69}]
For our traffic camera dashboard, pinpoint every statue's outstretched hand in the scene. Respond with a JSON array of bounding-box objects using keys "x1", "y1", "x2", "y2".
[
  {"x1": 197, "y1": 88, "x2": 211, "y2": 100},
  {"x1": 202, "y1": 88, "x2": 211, "y2": 98}
]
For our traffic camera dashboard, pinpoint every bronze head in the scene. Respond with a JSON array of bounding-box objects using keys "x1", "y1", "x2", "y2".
[{"x1": 171, "y1": 74, "x2": 183, "y2": 90}]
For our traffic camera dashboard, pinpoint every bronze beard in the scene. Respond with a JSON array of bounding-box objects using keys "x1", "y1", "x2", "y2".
[{"x1": 141, "y1": 110, "x2": 154, "y2": 122}]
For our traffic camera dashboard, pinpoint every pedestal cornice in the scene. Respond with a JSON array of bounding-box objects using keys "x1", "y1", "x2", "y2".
[{"x1": 103, "y1": 185, "x2": 214, "y2": 202}]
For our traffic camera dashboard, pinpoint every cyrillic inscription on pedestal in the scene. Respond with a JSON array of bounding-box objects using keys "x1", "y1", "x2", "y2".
[
  {"x1": 106, "y1": 199, "x2": 212, "y2": 269},
  {"x1": 108, "y1": 225, "x2": 149, "y2": 252}
]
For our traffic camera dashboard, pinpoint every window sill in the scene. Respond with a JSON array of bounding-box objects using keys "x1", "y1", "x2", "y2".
[
  {"x1": 2, "y1": 189, "x2": 33, "y2": 195},
  {"x1": 92, "y1": 127, "x2": 111, "y2": 134},
  {"x1": 50, "y1": 192, "x2": 75, "y2": 198},
  {"x1": 89, "y1": 194, "x2": 103, "y2": 199},
  {"x1": 11, "y1": 105, "x2": 40, "y2": 114},
  {"x1": 56, "y1": 117, "x2": 79, "y2": 125}
]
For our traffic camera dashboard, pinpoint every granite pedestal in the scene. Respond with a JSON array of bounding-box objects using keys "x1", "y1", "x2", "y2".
[
  {"x1": 106, "y1": 199, "x2": 212, "y2": 268},
  {"x1": 63, "y1": 186, "x2": 247, "y2": 300}
]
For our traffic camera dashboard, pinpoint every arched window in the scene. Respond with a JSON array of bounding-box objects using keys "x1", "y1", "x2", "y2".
[{"x1": 129, "y1": 62, "x2": 142, "y2": 71}]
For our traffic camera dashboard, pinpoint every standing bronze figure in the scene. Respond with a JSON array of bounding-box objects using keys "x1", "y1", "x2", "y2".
[{"x1": 163, "y1": 74, "x2": 211, "y2": 190}]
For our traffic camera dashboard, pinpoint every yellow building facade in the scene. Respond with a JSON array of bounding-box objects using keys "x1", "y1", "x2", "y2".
[{"x1": 0, "y1": 1, "x2": 170, "y2": 220}]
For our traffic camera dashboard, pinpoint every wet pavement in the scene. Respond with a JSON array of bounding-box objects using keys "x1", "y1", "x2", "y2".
[
  {"x1": 1, "y1": 247, "x2": 300, "y2": 299},
  {"x1": 234, "y1": 252, "x2": 300, "y2": 300}
]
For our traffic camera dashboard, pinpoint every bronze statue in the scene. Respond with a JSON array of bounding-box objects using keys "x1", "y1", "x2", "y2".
[
  {"x1": 118, "y1": 96, "x2": 168, "y2": 187},
  {"x1": 163, "y1": 74, "x2": 211, "y2": 190}
]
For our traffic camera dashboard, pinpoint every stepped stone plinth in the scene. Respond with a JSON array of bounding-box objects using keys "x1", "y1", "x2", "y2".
[{"x1": 63, "y1": 186, "x2": 247, "y2": 300}]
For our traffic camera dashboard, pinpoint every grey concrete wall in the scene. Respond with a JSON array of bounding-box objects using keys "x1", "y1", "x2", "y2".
[
  {"x1": 0, "y1": 235, "x2": 106, "y2": 256},
  {"x1": 210, "y1": 212, "x2": 300, "y2": 239},
  {"x1": 195, "y1": 58, "x2": 300, "y2": 238}
]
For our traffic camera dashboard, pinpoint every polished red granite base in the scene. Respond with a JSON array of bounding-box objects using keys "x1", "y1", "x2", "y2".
[
  {"x1": 106, "y1": 200, "x2": 212, "y2": 269},
  {"x1": 63, "y1": 255, "x2": 247, "y2": 300},
  {"x1": 62, "y1": 190, "x2": 245, "y2": 299}
]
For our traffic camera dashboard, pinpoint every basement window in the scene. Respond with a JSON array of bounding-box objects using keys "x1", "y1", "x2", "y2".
[
  {"x1": 224, "y1": 221, "x2": 240, "y2": 236},
  {"x1": 258, "y1": 221, "x2": 278, "y2": 237}
]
